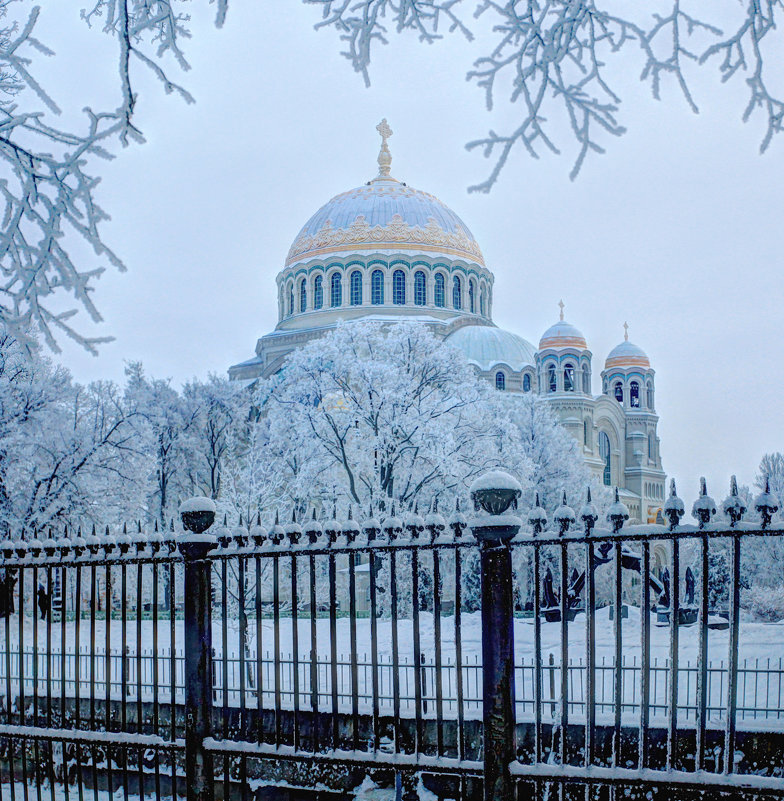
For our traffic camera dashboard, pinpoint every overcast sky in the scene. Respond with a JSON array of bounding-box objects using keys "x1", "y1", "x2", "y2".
[{"x1": 34, "y1": 3, "x2": 783, "y2": 504}]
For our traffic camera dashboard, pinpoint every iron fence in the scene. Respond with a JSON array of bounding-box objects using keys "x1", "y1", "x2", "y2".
[
  {"x1": 0, "y1": 475, "x2": 781, "y2": 800},
  {"x1": 4, "y1": 646, "x2": 784, "y2": 723}
]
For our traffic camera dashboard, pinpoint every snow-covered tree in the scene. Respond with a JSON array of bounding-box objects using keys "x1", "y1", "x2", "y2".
[
  {"x1": 124, "y1": 362, "x2": 198, "y2": 527},
  {"x1": 261, "y1": 320, "x2": 536, "y2": 508},
  {"x1": 182, "y1": 375, "x2": 243, "y2": 500},
  {"x1": 308, "y1": 1, "x2": 784, "y2": 183},
  {"x1": 756, "y1": 453, "x2": 784, "y2": 510},
  {"x1": 0, "y1": 328, "x2": 139, "y2": 536}
]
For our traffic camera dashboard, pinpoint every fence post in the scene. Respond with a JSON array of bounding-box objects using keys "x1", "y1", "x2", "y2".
[
  {"x1": 180, "y1": 497, "x2": 217, "y2": 801},
  {"x1": 469, "y1": 471, "x2": 522, "y2": 801}
]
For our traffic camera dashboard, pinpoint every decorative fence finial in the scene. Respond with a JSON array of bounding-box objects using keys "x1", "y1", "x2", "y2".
[
  {"x1": 691, "y1": 477, "x2": 716, "y2": 529},
  {"x1": 722, "y1": 475, "x2": 747, "y2": 527},
  {"x1": 580, "y1": 487, "x2": 599, "y2": 534},
  {"x1": 754, "y1": 476, "x2": 779, "y2": 529},
  {"x1": 554, "y1": 490, "x2": 575, "y2": 535},
  {"x1": 528, "y1": 491, "x2": 547, "y2": 535},
  {"x1": 607, "y1": 487, "x2": 629, "y2": 533},
  {"x1": 663, "y1": 478, "x2": 685, "y2": 530}
]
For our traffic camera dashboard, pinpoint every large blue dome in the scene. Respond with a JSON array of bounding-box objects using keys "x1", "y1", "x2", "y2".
[{"x1": 285, "y1": 177, "x2": 484, "y2": 267}]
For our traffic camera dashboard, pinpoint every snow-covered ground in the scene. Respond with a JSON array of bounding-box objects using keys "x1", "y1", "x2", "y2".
[{"x1": 2, "y1": 607, "x2": 784, "y2": 727}]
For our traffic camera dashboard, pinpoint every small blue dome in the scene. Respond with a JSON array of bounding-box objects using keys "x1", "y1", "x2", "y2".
[{"x1": 445, "y1": 325, "x2": 536, "y2": 372}]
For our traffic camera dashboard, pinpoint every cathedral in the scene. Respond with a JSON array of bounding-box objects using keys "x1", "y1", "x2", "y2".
[{"x1": 229, "y1": 121, "x2": 667, "y2": 523}]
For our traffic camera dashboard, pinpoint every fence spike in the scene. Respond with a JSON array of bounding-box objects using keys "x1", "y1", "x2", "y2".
[
  {"x1": 607, "y1": 487, "x2": 630, "y2": 533},
  {"x1": 754, "y1": 476, "x2": 778, "y2": 529},
  {"x1": 723, "y1": 475, "x2": 747, "y2": 527},
  {"x1": 580, "y1": 486, "x2": 599, "y2": 534},
  {"x1": 691, "y1": 477, "x2": 716, "y2": 529},
  {"x1": 554, "y1": 489, "x2": 576, "y2": 535}
]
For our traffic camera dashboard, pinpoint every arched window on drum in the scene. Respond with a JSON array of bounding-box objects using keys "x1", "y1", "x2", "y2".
[
  {"x1": 523, "y1": 373, "x2": 531, "y2": 392},
  {"x1": 548, "y1": 364, "x2": 557, "y2": 393},
  {"x1": 582, "y1": 366, "x2": 590, "y2": 394},
  {"x1": 434, "y1": 274, "x2": 446, "y2": 308},
  {"x1": 614, "y1": 382, "x2": 624, "y2": 404},
  {"x1": 479, "y1": 288, "x2": 485, "y2": 317},
  {"x1": 350, "y1": 270, "x2": 362, "y2": 306},
  {"x1": 469, "y1": 280, "x2": 476, "y2": 313},
  {"x1": 393, "y1": 270, "x2": 406, "y2": 305},
  {"x1": 646, "y1": 380, "x2": 654, "y2": 409},
  {"x1": 495, "y1": 371, "x2": 505, "y2": 391},
  {"x1": 371, "y1": 270, "x2": 384, "y2": 305},
  {"x1": 299, "y1": 278, "x2": 307, "y2": 313},
  {"x1": 452, "y1": 276, "x2": 462, "y2": 310},
  {"x1": 630, "y1": 381, "x2": 640, "y2": 408},
  {"x1": 564, "y1": 363, "x2": 575, "y2": 392},
  {"x1": 288, "y1": 283, "x2": 294, "y2": 316},
  {"x1": 414, "y1": 271, "x2": 426, "y2": 306},
  {"x1": 599, "y1": 432, "x2": 611, "y2": 486},
  {"x1": 330, "y1": 272, "x2": 342, "y2": 308},
  {"x1": 313, "y1": 275, "x2": 323, "y2": 310}
]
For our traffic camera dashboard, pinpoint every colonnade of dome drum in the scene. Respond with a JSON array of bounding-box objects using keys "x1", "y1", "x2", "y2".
[{"x1": 278, "y1": 262, "x2": 493, "y2": 322}]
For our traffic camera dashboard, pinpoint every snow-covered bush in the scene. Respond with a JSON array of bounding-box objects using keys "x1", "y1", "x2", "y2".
[{"x1": 744, "y1": 584, "x2": 784, "y2": 623}]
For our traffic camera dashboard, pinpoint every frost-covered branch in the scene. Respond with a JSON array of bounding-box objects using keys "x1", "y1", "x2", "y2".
[
  {"x1": 304, "y1": 0, "x2": 472, "y2": 86},
  {"x1": 307, "y1": 0, "x2": 784, "y2": 183},
  {"x1": 0, "y1": 1, "x2": 226, "y2": 353}
]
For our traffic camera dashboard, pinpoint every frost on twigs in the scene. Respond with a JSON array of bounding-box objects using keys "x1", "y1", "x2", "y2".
[
  {"x1": 0, "y1": 2, "x2": 225, "y2": 353},
  {"x1": 308, "y1": 0, "x2": 784, "y2": 184},
  {"x1": 305, "y1": 0, "x2": 473, "y2": 87}
]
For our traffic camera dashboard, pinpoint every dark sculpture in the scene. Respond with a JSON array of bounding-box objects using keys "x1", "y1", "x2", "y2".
[
  {"x1": 542, "y1": 567, "x2": 558, "y2": 609},
  {"x1": 659, "y1": 568, "x2": 671, "y2": 610},
  {"x1": 685, "y1": 566, "x2": 696, "y2": 607}
]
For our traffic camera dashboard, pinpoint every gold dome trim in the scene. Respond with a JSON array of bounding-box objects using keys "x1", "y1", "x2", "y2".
[{"x1": 285, "y1": 214, "x2": 485, "y2": 267}]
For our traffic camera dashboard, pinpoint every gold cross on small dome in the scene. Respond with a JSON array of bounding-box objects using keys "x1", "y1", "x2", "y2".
[
  {"x1": 558, "y1": 299, "x2": 565, "y2": 321},
  {"x1": 624, "y1": 321, "x2": 629, "y2": 341}
]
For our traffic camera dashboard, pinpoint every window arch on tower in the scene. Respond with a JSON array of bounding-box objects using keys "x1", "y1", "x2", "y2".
[
  {"x1": 288, "y1": 283, "x2": 294, "y2": 316},
  {"x1": 393, "y1": 269, "x2": 406, "y2": 305},
  {"x1": 452, "y1": 276, "x2": 462, "y2": 310},
  {"x1": 582, "y1": 366, "x2": 590, "y2": 394},
  {"x1": 583, "y1": 419, "x2": 590, "y2": 447},
  {"x1": 646, "y1": 380, "x2": 654, "y2": 409},
  {"x1": 469, "y1": 280, "x2": 476, "y2": 313},
  {"x1": 614, "y1": 382, "x2": 624, "y2": 404},
  {"x1": 599, "y1": 432, "x2": 611, "y2": 486},
  {"x1": 548, "y1": 363, "x2": 557, "y2": 393},
  {"x1": 299, "y1": 278, "x2": 307, "y2": 313},
  {"x1": 313, "y1": 275, "x2": 323, "y2": 310},
  {"x1": 648, "y1": 433, "x2": 654, "y2": 460},
  {"x1": 434, "y1": 273, "x2": 445, "y2": 308},
  {"x1": 330, "y1": 272, "x2": 342, "y2": 307},
  {"x1": 479, "y1": 288, "x2": 485, "y2": 317},
  {"x1": 350, "y1": 270, "x2": 362, "y2": 306},
  {"x1": 564, "y1": 363, "x2": 575, "y2": 392},
  {"x1": 523, "y1": 373, "x2": 531, "y2": 392},
  {"x1": 630, "y1": 381, "x2": 640, "y2": 408},
  {"x1": 414, "y1": 270, "x2": 426, "y2": 306},
  {"x1": 371, "y1": 270, "x2": 384, "y2": 305},
  {"x1": 495, "y1": 371, "x2": 506, "y2": 391}
]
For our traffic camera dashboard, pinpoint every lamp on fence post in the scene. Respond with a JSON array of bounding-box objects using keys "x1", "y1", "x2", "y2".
[
  {"x1": 180, "y1": 497, "x2": 217, "y2": 801},
  {"x1": 469, "y1": 470, "x2": 522, "y2": 801}
]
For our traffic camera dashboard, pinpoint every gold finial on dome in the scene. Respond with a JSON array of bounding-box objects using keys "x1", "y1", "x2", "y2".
[
  {"x1": 375, "y1": 118, "x2": 393, "y2": 178},
  {"x1": 558, "y1": 299, "x2": 565, "y2": 321},
  {"x1": 623, "y1": 321, "x2": 629, "y2": 341}
]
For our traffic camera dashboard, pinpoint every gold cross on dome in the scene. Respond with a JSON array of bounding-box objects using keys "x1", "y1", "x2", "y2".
[
  {"x1": 558, "y1": 299, "x2": 565, "y2": 321},
  {"x1": 624, "y1": 321, "x2": 629, "y2": 341},
  {"x1": 375, "y1": 118, "x2": 393, "y2": 178}
]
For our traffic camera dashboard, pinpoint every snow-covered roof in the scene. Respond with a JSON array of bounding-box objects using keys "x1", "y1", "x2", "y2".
[
  {"x1": 285, "y1": 177, "x2": 484, "y2": 267},
  {"x1": 605, "y1": 340, "x2": 650, "y2": 370},
  {"x1": 445, "y1": 324, "x2": 536, "y2": 371},
  {"x1": 539, "y1": 320, "x2": 587, "y2": 351}
]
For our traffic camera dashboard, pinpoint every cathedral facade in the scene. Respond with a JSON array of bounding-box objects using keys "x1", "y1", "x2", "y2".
[{"x1": 229, "y1": 122, "x2": 666, "y2": 523}]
